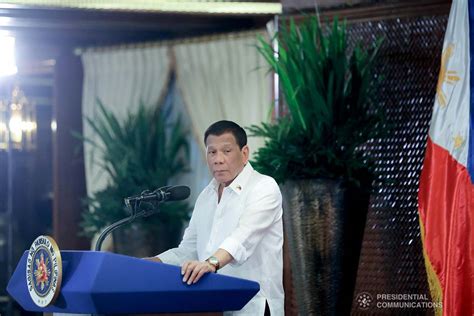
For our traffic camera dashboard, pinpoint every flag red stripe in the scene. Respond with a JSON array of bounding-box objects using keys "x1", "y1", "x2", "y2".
[{"x1": 418, "y1": 137, "x2": 474, "y2": 315}]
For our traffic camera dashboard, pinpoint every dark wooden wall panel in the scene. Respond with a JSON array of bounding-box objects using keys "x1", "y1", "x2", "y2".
[{"x1": 53, "y1": 52, "x2": 89, "y2": 250}]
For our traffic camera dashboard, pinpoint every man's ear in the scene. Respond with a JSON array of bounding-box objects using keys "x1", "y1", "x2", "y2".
[{"x1": 242, "y1": 145, "x2": 249, "y2": 164}]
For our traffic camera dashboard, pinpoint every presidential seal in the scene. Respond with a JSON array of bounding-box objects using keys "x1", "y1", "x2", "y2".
[{"x1": 26, "y1": 235, "x2": 62, "y2": 307}]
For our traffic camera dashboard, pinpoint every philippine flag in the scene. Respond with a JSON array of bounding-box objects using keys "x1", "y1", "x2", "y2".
[{"x1": 418, "y1": 0, "x2": 474, "y2": 315}]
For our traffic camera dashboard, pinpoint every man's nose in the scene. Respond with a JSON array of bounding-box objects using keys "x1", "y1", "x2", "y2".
[{"x1": 214, "y1": 151, "x2": 224, "y2": 163}]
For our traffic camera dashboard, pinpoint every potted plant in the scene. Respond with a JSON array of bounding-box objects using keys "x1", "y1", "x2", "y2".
[
  {"x1": 80, "y1": 100, "x2": 190, "y2": 258},
  {"x1": 249, "y1": 17, "x2": 384, "y2": 315}
]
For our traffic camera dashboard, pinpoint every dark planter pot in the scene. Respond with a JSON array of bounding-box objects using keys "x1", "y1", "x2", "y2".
[
  {"x1": 281, "y1": 178, "x2": 370, "y2": 315},
  {"x1": 113, "y1": 221, "x2": 182, "y2": 258}
]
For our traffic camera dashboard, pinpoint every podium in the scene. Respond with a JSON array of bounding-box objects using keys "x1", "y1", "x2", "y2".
[{"x1": 7, "y1": 251, "x2": 259, "y2": 314}]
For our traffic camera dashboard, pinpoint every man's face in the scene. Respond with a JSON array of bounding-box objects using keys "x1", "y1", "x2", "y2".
[{"x1": 206, "y1": 132, "x2": 249, "y2": 187}]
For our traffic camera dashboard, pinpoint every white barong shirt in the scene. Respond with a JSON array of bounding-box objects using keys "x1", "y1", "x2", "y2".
[{"x1": 158, "y1": 163, "x2": 284, "y2": 315}]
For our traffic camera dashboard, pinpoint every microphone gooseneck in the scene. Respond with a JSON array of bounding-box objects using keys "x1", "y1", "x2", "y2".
[{"x1": 94, "y1": 185, "x2": 190, "y2": 251}]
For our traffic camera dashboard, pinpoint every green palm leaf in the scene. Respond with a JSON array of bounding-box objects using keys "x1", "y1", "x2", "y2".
[
  {"x1": 251, "y1": 16, "x2": 386, "y2": 185},
  {"x1": 77, "y1": 100, "x2": 191, "y2": 238}
]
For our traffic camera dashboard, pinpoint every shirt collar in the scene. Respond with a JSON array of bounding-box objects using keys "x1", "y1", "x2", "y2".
[{"x1": 209, "y1": 162, "x2": 254, "y2": 195}]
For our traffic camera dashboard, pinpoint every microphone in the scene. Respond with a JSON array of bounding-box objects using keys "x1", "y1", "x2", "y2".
[
  {"x1": 167, "y1": 185, "x2": 191, "y2": 201},
  {"x1": 126, "y1": 185, "x2": 190, "y2": 203},
  {"x1": 95, "y1": 185, "x2": 191, "y2": 251}
]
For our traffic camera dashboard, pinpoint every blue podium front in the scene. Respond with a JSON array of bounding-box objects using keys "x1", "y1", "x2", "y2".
[{"x1": 7, "y1": 251, "x2": 259, "y2": 314}]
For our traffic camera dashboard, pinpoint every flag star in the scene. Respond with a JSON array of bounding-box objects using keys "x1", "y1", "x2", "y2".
[{"x1": 453, "y1": 134, "x2": 465, "y2": 149}]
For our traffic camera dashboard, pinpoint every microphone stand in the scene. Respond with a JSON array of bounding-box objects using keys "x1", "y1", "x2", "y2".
[{"x1": 94, "y1": 197, "x2": 159, "y2": 251}]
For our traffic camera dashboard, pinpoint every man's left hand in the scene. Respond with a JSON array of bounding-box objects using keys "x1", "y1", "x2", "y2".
[{"x1": 181, "y1": 260, "x2": 215, "y2": 285}]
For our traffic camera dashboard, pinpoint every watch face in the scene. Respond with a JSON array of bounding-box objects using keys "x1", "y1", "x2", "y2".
[{"x1": 208, "y1": 256, "x2": 219, "y2": 268}]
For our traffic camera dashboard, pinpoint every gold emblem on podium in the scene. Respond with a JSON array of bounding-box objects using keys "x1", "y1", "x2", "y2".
[{"x1": 26, "y1": 235, "x2": 62, "y2": 307}]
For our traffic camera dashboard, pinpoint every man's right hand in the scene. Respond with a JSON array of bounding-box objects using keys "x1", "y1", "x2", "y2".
[
  {"x1": 181, "y1": 260, "x2": 215, "y2": 285},
  {"x1": 143, "y1": 257, "x2": 162, "y2": 263}
]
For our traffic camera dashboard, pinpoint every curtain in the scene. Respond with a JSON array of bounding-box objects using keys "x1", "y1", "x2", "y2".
[
  {"x1": 81, "y1": 30, "x2": 273, "y2": 203},
  {"x1": 163, "y1": 78, "x2": 211, "y2": 204},
  {"x1": 81, "y1": 45, "x2": 172, "y2": 196},
  {"x1": 173, "y1": 31, "x2": 272, "y2": 158}
]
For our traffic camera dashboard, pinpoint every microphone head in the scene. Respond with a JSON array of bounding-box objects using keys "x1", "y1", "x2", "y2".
[{"x1": 167, "y1": 185, "x2": 190, "y2": 201}]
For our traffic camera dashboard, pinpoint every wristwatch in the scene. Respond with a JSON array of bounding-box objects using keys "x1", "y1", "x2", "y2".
[{"x1": 206, "y1": 256, "x2": 220, "y2": 272}]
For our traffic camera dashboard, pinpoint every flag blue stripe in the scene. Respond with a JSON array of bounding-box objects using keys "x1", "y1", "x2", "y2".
[{"x1": 468, "y1": 0, "x2": 474, "y2": 182}]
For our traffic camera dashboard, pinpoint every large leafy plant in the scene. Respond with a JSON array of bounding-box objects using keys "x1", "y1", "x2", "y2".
[
  {"x1": 80, "y1": 100, "x2": 190, "y2": 240},
  {"x1": 249, "y1": 17, "x2": 385, "y2": 184}
]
